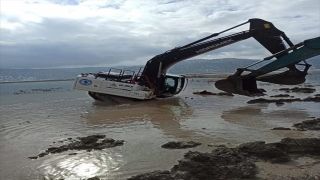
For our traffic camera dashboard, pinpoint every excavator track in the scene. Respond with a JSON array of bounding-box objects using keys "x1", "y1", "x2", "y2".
[{"x1": 88, "y1": 91, "x2": 138, "y2": 103}]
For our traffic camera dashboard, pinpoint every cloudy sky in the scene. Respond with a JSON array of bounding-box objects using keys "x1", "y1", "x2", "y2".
[{"x1": 1, "y1": 0, "x2": 319, "y2": 68}]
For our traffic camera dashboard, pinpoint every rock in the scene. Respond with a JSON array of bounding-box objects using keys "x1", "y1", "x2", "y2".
[
  {"x1": 270, "y1": 94, "x2": 293, "y2": 98},
  {"x1": 293, "y1": 118, "x2": 320, "y2": 130},
  {"x1": 128, "y1": 171, "x2": 174, "y2": 180},
  {"x1": 315, "y1": 94, "x2": 320, "y2": 97},
  {"x1": 172, "y1": 150, "x2": 256, "y2": 179},
  {"x1": 302, "y1": 96, "x2": 320, "y2": 102},
  {"x1": 38, "y1": 152, "x2": 49, "y2": 157},
  {"x1": 275, "y1": 138, "x2": 320, "y2": 156},
  {"x1": 279, "y1": 87, "x2": 316, "y2": 93},
  {"x1": 79, "y1": 136, "x2": 99, "y2": 144},
  {"x1": 193, "y1": 90, "x2": 234, "y2": 96},
  {"x1": 247, "y1": 98, "x2": 301, "y2": 104},
  {"x1": 193, "y1": 90, "x2": 214, "y2": 95},
  {"x1": 161, "y1": 141, "x2": 201, "y2": 149},
  {"x1": 28, "y1": 156, "x2": 38, "y2": 159},
  {"x1": 29, "y1": 135, "x2": 124, "y2": 159},
  {"x1": 247, "y1": 96, "x2": 319, "y2": 104},
  {"x1": 101, "y1": 138, "x2": 115, "y2": 143},
  {"x1": 237, "y1": 141, "x2": 291, "y2": 163},
  {"x1": 129, "y1": 138, "x2": 320, "y2": 180},
  {"x1": 275, "y1": 101, "x2": 285, "y2": 106},
  {"x1": 215, "y1": 92, "x2": 234, "y2": 96},
  {"x1": 271, "y1": 127, "x2": 291, "y2": 130},
  {"x1": 87, "y1": 176, "x2": 101, "y2": 180},
  {"x1": 130, "y1": 148, "x2": 257, "y2": 180},
  {"x1": 68, "y1": 153, "x2": 77, "y2": 155}
]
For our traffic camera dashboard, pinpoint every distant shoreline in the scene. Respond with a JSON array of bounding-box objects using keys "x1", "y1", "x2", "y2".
[
  {"x1": 1, "y1": 70, "x2": 319, "y2": 84},
  {"x1": 0, "y1": 79, "x2": 75, "y2": 84}
]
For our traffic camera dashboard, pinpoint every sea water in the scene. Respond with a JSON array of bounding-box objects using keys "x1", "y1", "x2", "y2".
[{"x1": 0, "y1": 58, "x2": 319, "y2": 179}]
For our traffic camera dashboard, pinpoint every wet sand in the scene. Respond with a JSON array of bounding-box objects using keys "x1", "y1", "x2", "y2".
[{"x1": 0, "y1": 76, "x2": 320, "y2": 179}]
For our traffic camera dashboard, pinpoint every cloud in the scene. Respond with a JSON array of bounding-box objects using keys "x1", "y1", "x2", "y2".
[
  {"x1": 0, "y1": 0, "x2": 319, "y2": 68},
  {"x1": 48, "y1": 0, "x2": 80, "y2": 6}
]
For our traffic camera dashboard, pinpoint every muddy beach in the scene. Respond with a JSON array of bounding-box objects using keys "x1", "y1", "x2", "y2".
[
  {"x1": 1, "y1": 75, "x2": 320, "y2": 180},
  {"x1": 129, "y1": 138, "x2": 320, "y2": 180}
]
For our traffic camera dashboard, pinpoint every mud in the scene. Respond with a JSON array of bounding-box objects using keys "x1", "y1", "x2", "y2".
[
  {"x1": 128, "y1": 138, "x2": 320, "y2": 180},
  {"x1": 247, "y1": 96, "x2": 320, "y2": 104},
  {"x1": 193, "y1": 90, "x2": 234, "y2": 96},
  {"x1": 278, "y1": 87, "x2": 316, "y2": 93},
  {"x1": 28, "y1": 135, "x2": 124, "y2": 159},
  {"x1": 161, "y1": 141, "x2": 202, "y2": 149},
  {"x1": 293, "y1": 118, "x2": 320, "y2": 131}
]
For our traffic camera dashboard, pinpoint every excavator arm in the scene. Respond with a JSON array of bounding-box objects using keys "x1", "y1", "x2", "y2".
[{"x1": 141, "y1": 18, "x2": 295, "y2": 95}]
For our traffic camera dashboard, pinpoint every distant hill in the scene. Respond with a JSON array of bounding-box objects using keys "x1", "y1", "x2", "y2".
[{"x1": 168, "y1": 56, "x2": 320, "y2": 75}]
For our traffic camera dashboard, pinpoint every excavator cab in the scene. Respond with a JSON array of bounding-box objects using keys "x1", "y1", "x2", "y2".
[{"x1": 159, "y1": 74, "x2": 186, "y2": 97}]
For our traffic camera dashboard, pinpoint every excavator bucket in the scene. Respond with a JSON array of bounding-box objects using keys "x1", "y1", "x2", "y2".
[
  {"x1": 215, "y1": 36, "x2": 320, "y2": 96},
  {"x1": 215, "y1": 69, "x2": 307, "y2": 96},
  {"x1": 215, "y1": 68, "x2": 309, "y2": 96},
  {"x1": 215, "y1": 77, "x2": 266, "y2": 96},
  {"x1": 256, "y1": 69, "x2": 308, "y2": 85}
]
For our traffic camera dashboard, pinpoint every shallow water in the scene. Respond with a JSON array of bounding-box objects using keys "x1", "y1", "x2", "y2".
[{"x1": 0, "y1": 77, "x2": 320, "y2": 180}]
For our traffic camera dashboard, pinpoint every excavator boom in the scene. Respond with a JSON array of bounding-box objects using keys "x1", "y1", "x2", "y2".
[{"x1": 141, "y1": 18, "x2": 295, "y2": 96}]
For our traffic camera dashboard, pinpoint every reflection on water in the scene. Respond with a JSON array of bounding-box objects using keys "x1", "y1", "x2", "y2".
[
  {"x1": 221, "y1": 104, "x2": 309, "y2": 128},
  {"x1": 40, "y1": 150, "x2": 124, "y2": 180},
  {"x1": 221, "y1": 102, "x2": 320, "y2": 140},
  {"x1": 83, "y1": 97, "x2": 195, "y2": 139}
]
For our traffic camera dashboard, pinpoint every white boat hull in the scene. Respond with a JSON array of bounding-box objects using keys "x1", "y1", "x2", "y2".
[{"x1": 73, "y1": 75, "x2": 156, "y2": 101}]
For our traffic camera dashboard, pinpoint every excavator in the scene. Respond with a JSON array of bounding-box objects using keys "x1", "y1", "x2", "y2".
[{"x1": 73, "y1": 18, "x2": 320, "y2": 101}]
